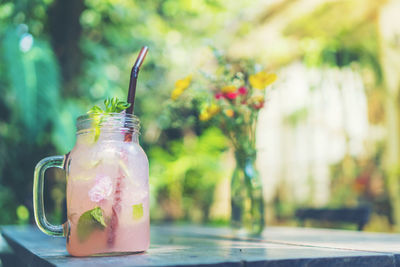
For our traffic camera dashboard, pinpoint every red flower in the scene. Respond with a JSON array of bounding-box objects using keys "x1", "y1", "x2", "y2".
[
  {"x1": 238, "y1": 87, "x2": 248, "y2": 95},
  {"x1": 226, "y1": 91, "x2": 238, "y2": 99},
  {"x1": 253, "y1": 102, "x2": 264, "y2": 109},
  {"x1": 215, "y1": 92, "x2": 224, "y2": 100}
]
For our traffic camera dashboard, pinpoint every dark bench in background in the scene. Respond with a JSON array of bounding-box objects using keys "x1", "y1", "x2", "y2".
[{"x1": 296, "y1": 206, "x2": 371, "y2": 231}]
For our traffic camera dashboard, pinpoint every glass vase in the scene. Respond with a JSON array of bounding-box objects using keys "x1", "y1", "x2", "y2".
[{"x1": 230, "y1": 151, "x2": 264, "y2": 235}]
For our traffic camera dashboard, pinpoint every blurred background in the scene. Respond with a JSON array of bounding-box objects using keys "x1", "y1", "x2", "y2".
[{"x1": 0, "y1": 0, "x2": 400, "y2": 233}]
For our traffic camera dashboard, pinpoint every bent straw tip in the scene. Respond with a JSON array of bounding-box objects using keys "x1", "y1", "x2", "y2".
[{"x1": 133, "y1": 46, "x2": 149, "y2": 71}]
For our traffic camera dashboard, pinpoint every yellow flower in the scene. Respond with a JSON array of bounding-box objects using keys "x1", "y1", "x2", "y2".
[
  {"x1": 221, "y1": 85, "x2": 236, "y2": 93},
  {"x1": 208, "y1": 104, "x2": 220, "y2": 116},
  {"x1": 199, "y1": 104, "x2": 220, "y2": 121},
  {"x1": 171, "y1": 87, "x2": 184, "y2": 100},
  {"x1": 249, "y1": 72, "x2": 277, "y2": 89},
  {"x1": 175, "y1": 75, "x2": 192, "y2": 90},
  {"x1": 224, "y1": 109, "x2": 234, "y2": 117},
  {"x1": 199, "y1": 111, "x2": 210, "y2": 121},
  {"x1": 171, "y1": 75, "x2": 192, "y2": 100}
]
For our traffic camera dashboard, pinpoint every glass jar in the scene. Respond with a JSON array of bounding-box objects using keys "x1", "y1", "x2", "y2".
[
  {"x1": 33, "y1": 113, "x2": 149, "y2": 256},
  {"x1": 230, "y1": 150, "x2": 264, "y2": 235}
]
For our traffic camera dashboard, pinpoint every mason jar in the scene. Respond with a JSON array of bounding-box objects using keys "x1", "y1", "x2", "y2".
[{"x1": 33, "y1": 113, "x2": 149, "y2": 256}]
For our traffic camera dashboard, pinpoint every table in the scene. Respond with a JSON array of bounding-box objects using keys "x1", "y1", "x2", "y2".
[{"x1": 1, "y1": 224, "x2": 400, "y2": 266}]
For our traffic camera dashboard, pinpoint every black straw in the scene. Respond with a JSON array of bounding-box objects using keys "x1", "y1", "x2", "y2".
[{"x1": 126, "y1": 46, "x2": 149, "y2": 114}]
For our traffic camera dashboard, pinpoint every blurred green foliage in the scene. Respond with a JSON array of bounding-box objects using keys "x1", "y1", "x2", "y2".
[
  {"x1": 150, "y1": 127, "x2": 228, "y2": 222},
  {"x1": 2, "y1": 26, "x2": 60, "y2": 139},
  {"x1": 0, "y1": 0, "x2": 245, "y2": 225},
  {"x1": 0, "y1": 1, "x2": 62, "y2": 223}
]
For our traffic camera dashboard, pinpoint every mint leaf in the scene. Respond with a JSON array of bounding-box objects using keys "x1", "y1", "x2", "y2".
[
  {"x1": 87, "y1": 105, "x2": 103, "y2": 115},
  {"x1": 94, "y1": 126, "x2": 101, "y2": 142},
  {"x1": 103, "y1": 97, "x2": 130, "y2": 113},
  {"x1": 132, "y1": 203, "x2": 143, "y2": 220},
  {"x1": 90, "y1": 206, "x2": 107, "y2": 227},
  {"x1": 86, "y1": 97, "x2": 131, "y2": 142},
  {"x1": 77, "y1": 206, "x2": 107, "y2": 242}
]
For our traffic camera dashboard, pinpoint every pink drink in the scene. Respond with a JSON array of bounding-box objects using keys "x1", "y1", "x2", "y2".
[{"x1": 65, "y1": 114, "x2": 149, "y2": 256}]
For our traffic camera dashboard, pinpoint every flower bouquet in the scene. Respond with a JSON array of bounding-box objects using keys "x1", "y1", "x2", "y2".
[{"x1": 169, "y1": 51, "x2": 277, "y2": 234}]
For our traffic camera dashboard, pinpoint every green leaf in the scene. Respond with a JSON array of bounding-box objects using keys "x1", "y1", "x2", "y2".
[
  {"x1": 90, "y1": 206, "x2": 107, "y2": 227},
  {"x1": 86, "y1": 97, "x2": 130, "y2": 142},
  {"x1": 94, "y1": 126, "x2": 101, "y2": 142},
  {"x1": 87, "y1": 105, "x2": 103, "y2": 114},
  {"x1": 88, "y1": 97, "x2": 131, "y2": 114},
  {"x1": 77, "y1": 206, "x2": 107, "y2": 242},
  {"x1": 132, "y1": 203, "x2": 143, "y2": 220},
  {"x1": 104, "y1": 98, "x2": 110, "y2": 110}
]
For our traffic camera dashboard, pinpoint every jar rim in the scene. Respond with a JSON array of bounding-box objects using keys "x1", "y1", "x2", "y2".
[
  {"x1": 77, "y1": 112, "x2": 139, "y2": 122},
  {"x1": 76, "y1": 113, "x2": 140, "y2": 134}
]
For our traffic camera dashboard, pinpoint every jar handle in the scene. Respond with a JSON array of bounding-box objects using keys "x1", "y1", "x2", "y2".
[{"x1": 33, "y1": 155, "x2": 66, "y2": 237}]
